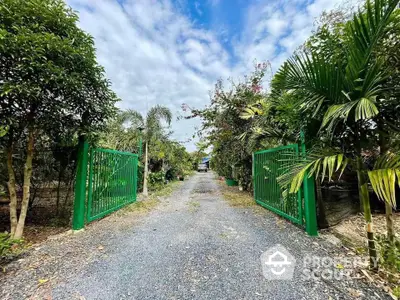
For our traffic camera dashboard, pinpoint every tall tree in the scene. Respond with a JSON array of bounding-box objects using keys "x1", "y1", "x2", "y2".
[
  {"x1": 99, "y1": 110, "x2": 142, "y2": 153},
  {"x1": 0, "y1": 0, "x2": 117, "y2": 238},
  {"x1": 186, "y1": 63, "x2": 270, "y2": 190},
  {"x1": 122, "y1": 106, "x2": 172, "y2": 196}
]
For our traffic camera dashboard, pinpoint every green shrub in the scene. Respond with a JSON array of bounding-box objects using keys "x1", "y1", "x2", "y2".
[
  {"x1": 393, "y1": 286, "x2": 400, "y2": 298},
  {"x1": 148, "y1": 171, "x2": 166, "y2": 191},
  {"x1": 166, "y1": 168, "x2": 178, "y2": 181},
  {"x1": 0, "y1": 233, "x2": 24, "y2": 262},
  {"x1": 376, "y1": 234, "x2": 400, "y2": 273}
]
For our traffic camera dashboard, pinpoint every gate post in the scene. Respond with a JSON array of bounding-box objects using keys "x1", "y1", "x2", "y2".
[
  {"x1": 72, "y1": 136, "x2": 89, "y2": 231},
  {"x1": 300, "y1": 131, "x2": 318, "y2": 236}
]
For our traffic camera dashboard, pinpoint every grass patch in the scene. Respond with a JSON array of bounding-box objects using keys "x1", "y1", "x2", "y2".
[
  {"x1": 219, "y1": 182, "x2": 256, "y2": 207},
  {"x1": 149, "y1": 180, "x2": 182, "y2": 200},
  {"x1": 117, "y1": 181, "x2": 182, "y2": 216},
  {"x1": 393, "y1": 286, "x2": 400, "y2": 298},
  {"x1": 218, "y1": 232, "x2": 229, "y2": 239},
  {"x1": 187, "y1": 200, "x2": 200, "y2": 212},
  {"x1": 118, "y1": 198, "x2": 160, "y2": 216}
]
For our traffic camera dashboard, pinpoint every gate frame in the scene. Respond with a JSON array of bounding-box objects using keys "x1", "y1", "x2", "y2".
[
  {"x1": 252, "y1": 136, "x2": 318, "y2": 236},
  {"x1": 72, "y1": 136, "x2": 89, "y2": 230},
  {"x1": 72, "y1": 137, "x2": 139, "y2": 230},
  {"x1": 300, "y1": 131, "x2": 318, "y2": 236}
]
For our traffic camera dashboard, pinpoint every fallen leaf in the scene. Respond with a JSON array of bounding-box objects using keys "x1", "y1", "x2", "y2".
[
  {"x1": 348, "y1": 288, "x2": 363, "y2": 298},
  {"x1": 38, "y1": 278, "x2": 49, "y2": 285},
  {"x1": 361, "y1": 269, "x2": 374, "y2": 282},
  {"x1": 336, "y1": 263, "x2": 344, "y2": 270}
]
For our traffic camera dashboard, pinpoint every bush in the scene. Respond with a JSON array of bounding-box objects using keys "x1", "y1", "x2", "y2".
[
  {"x1": 148, "y1": 171, "x2": 166, "y2": 191},
  {"x1": 376, "y1": 234, "x2": 400, "y2": 273},
  {"x1": 165, "y1": 168, "x2": 178, "y2": 181},
  {"x1": 0, "y1": 233, "x2": 24, "y2": 263}
]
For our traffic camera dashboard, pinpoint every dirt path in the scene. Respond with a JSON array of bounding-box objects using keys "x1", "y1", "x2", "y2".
[{"x1": 1, "y1": 172, "x2": 389, "y2": 299}]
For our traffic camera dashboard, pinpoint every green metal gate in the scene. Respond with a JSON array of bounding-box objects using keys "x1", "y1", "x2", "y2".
[
  {"x1": 253, "y1": 142, "x2": 318, "y2": 236},
  {"x1": 87, "y1": 148, "x2": 138, "y2": 222},
  {"x1": 253, "y1": 144, "x2": 303, "y2": 224},
  {"x1": 73, "y1": 138, "x2": 139, "y2": 230}
]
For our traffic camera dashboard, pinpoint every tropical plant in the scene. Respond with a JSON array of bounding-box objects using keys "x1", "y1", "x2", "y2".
[
  {"x1": 186, "y1": 63, "x2": 270, "y2": 190},
  {"x1": 273, "y1": 0, "x2": 400, "y2": 269},
  {"x1": 99, "y1": 110, "x2": 143, "y2": 153},
  {"x1": 122, "y1": 106, "x2": 172, "y2": 196},
  {"x1": 0, "y1": 0, "x2": 118, "y2": 238}
]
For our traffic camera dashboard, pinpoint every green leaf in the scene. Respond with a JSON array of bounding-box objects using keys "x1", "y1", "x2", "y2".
[
  {"x1": 355, "y1": 97, "x2": 379, "y2": 121},
  {"x1": 368, "y1": 152, "x2": 400, "y2": 208}
]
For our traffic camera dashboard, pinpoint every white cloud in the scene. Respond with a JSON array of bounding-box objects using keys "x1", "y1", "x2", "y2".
[
  {"x1": 67, "y1": 0, "x2": 232, "y2": 151},
  {"x1": 194, "y1": 1, "x2": 203, "y2": 15},
  {"x1": 208, "y1": 0, "x2": 220, "y2": 6},
  {"x1": 67, "y1": 0, "x2": 353, "y2": 151}
]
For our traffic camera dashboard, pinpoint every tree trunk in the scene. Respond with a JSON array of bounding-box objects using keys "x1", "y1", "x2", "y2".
[
  {"x1": 56, "y1": 162, "x2": 64, "y2": 216},
  {"x1": 378, "y1": 127, "x2": 395, "y2": 244},
  {"x1": 385, "y1": 201, "x2": 395, "y2": 243},
  {"x1": 315, "y1": 177, "x2": 329, "y2": 228},
  {"x1": 356, "y1": 156, "x2": 378, "y2": 270},
  {"x1": 143, "y1": 141, "x2": 149, "y2": 197},
  {"x1": 6, "y1": 135, "x2": 18, "y2": 237},
  {"x1": 14, "y1": 129, "x2": 35, "y2": 239}
]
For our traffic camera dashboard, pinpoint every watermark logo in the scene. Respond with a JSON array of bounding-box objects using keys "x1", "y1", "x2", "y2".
[{"x1": 260, "y1": 244, "x2": 295, "y2": 280}]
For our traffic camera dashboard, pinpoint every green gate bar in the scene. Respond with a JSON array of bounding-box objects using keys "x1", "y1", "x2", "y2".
[
  {"x1": 72, "y1": 136, "x2": 89, "y2": 231},
  {"x1": 87, "y1": 148, "x2": 138, "y2": 222},
  {"x1": 301, "y1": 131, "x2": 318, "y2": 236}
]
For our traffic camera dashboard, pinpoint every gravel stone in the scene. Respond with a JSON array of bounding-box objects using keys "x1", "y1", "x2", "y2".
[{"x1": 1, "y1": 172, "x2": 390, "y2": 300}]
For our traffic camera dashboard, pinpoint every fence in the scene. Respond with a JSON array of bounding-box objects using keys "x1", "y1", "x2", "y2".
[
  {"x1": 252, "y1": 138, "x2": 317, "y2": 236},
  {"x1": 73, "y1": 138, "x2": 138, "y2": 230}
]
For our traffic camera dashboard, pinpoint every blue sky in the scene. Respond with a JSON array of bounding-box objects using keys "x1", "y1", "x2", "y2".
[{"x1": 67, "y1": 0, "x2": 348, "y2": 151}]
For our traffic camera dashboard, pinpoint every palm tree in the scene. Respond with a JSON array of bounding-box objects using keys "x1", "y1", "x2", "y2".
[
  {"x1": 273, "y1": 0, "x2": 400, "y2": 269},
  {"x1": 122, "y1": 105, "x2": 172, "y2": 196},
  {"x1": 100, "y1": 111, "x2": 141, "y2": 152}
]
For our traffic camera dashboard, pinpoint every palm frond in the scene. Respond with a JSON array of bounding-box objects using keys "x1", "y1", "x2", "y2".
[
  {"x1": 240, "y1": 100, "x2": 269, "y2": 120},
  {"x1": 355, "y1": 97, "x2": 379, "y2": 121},
  {"x1": 147, "y1": 105, "x2": 172, "y2": 127},
  {"x1": 278, "y1": 151, "x2": 350, "y2": 193},
  {"x1": 345, "y1": 0, "x2": 399, "y2": 85},
  {"x1": 240, "y1": 107, "x2": 258, "y2": 120},
  {"x1": 321, "y1": 101, "x2": 358, "y2": 130},
  {"x1": 272, "y1": 52, "x2": 344, "y2": 118},
  {"x1": 121, "y1": 109, "x2": 145, "y2": 128},
  {"x1": 273, "y1": 0, "x2": 399, "y2": 132},
  {"x1": 146, "y1": 105, "x2": 172, "y2": 140},
  {"x1": 368, "y1": 152, "x2": 400, "y2": 207}
]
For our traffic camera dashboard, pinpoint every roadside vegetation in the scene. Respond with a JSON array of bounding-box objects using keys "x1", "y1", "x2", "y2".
[
  {"x1": 218, "y1": 181, "x2": 256, "y2": 208},
  {"x1": 0, "y1": 0, "x2": 398, "y2": 295},
  {"x1": 117, "y1": 180, "x2": 183, "y2": 216},
  {"x1": 0, "y1": 0, "x2": 196, "y2": 261},
  {"x1": 186, "y1": 0, "x2": 400, "y2": 291}
]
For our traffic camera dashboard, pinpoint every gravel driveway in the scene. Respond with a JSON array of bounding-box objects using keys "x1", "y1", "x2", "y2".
[{"x1": 1, "y1": 172, "x2": 389, "y2": 299}]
